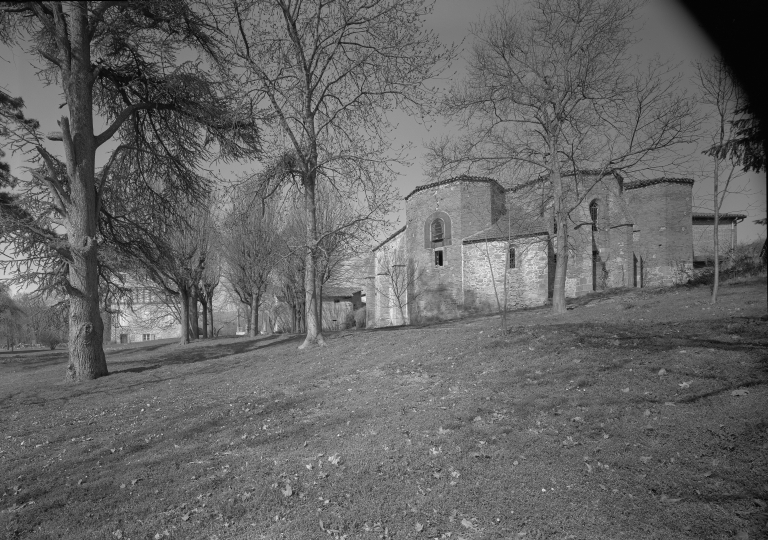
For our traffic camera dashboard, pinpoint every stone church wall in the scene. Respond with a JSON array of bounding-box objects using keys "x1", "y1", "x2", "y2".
[
  {"x1": 625, "y1": 182, "x2": 693, "y2": 286},
  {"x1": 371, "y1": 228, "x2": 408, "y2": 327},
  {"x1": 404, "y1": 180, "x2": 505, "y2": 322},
  {"x1": 462, "y1": 236, "x2": 549, "y2": 312},
  {"x1": 367, "y1": 174, "x2": 695, "y2": 327}
]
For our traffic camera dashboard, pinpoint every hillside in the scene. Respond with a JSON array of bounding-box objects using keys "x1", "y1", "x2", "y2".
[{"x1": 1, "y1": 279, "x2": 767, "y2": 539}]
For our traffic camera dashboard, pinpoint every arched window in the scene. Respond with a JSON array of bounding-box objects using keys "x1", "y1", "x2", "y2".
[
  {"x1": 589, "y1": 200, "x2": 599, "y2": 231},
  {"x1": 509, "y1": 246, "x2": 516, "y2": 269},
  {"x1": 424, "y1": 211, "x2": 452, "y2": 249},
  {"x1": 431, "y1": 218, "x2": 444, "y2": 242}
]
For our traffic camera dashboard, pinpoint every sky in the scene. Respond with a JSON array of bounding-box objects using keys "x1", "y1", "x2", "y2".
[{"x1": 1, "y1": 0, "x2": 766, "y2": 250}]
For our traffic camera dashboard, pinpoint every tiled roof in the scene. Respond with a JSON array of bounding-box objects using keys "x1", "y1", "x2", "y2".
[
  {"x1": 692, "y1": 213, "x2": 747, "y2": 222},
  {"x1": 404, "y1": 175, "x2": 502, "y2": 200},
  {"x1": 462, "y1": 213, "x2": 549, "y2": 244},
  {"x1": 624, "y1": 177, "x2": 694, "y2": 190},
  {"x1": 371, "y1": 226, "x2": 406, "y2": 252}
]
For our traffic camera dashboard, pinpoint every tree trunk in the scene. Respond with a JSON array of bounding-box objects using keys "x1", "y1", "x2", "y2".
[
  {"x1": 208, "y1": 299, "x2": 214, "y2": 338},
  {"x1": 179, "y1": 286, "x2": 190, "y2": 345},
  {"x1": 189, "y1": 285, "x2": 199, "y2": 341},
  {"x1": 249, "y1": 291, "x2": 259, "y2": 338},
  {"x1": 551, "y1": 165, "x2": 569, "y2": 315},
  {"x1": 64, "y1": 4, "x2": 108, "y2": 381},
  {"x1": 712, "y1": 157, "x2": 721, "y2": 303},
  {"x1": 300, "y1": 178, "x2": 326, "y2": 348},
  {"x1": 316, "y1": 273, "x2": 324, "y2": 333},
  {"x1": 200, "y1": 296, "x2": 209, "y2": 339}
]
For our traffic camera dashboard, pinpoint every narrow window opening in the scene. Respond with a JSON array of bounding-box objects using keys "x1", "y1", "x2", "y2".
[
  {"x1": 509, "y1": 247, "x2": 516, "y2": 269},
  {"x1": 434, "y1": 249, "x2": 444, "y2": 267},
  {"x1": 431, "y1": 218, "x2": 444, "y2": 242}
]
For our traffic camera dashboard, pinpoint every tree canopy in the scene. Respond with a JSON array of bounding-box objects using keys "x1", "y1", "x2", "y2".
[{"x1": 0, "y1": 1, "x2": 260, "y2": 380}]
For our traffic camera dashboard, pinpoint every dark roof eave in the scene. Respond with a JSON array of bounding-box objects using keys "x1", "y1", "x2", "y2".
[
  {"x1": 404, "y1": 175, "x2": 502, "y2": 201},
  {"x1": 624, "y1": 177, "x2": 694, "y2": 190},
  {"x1": 692, "y1": 213, "x2": 747, "y2": 223},
  {"x1": 462, "y1": 231, "x2": 550, "y2": 245},
  {"x1": 372, "y1": 226, "x2": 406, "y2": 252}
]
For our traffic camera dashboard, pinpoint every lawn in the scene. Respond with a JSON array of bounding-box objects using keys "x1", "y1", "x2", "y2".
[{"x1": 1, "y1": 279, "x2": 767, "y2": 540}]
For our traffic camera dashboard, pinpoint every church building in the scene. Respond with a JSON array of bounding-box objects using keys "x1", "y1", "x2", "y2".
[{"x1": 366, "y1": 172, "x2": 710, "y2": 327}]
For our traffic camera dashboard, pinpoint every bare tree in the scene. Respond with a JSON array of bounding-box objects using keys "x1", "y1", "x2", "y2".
[
  {"x1": 374, "y1": 249, "x2": 424, "y2": 326},
  {"x1": 0, "y1": 2, "x2": 258, "y2": 380},
  {"x1": 427, "y1": 0, "x2": 699, "y2": 314},
  {"x1": 199, "y1": 247, "x2": 222, "y2": 339},
  {"x1": 212, "y1": 0, "x2": 448, "y2": 347},
  {"x1": 221, "y1": 187, "x2": 281, "y2": 338},
  {"x1": 105, "y1": 190, "x2": 214, "y2": 345},
  {"x1": 0, "y1": 285, "x2": 25, "y2": 350},
  {"x1": 695, "y1": 56, "x2": 746, "y2": 303}
]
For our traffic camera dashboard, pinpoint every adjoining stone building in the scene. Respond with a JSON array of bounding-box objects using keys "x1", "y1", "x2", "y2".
[{"x1": 366, "y1": 173, "x2": 719, "y2": 327}]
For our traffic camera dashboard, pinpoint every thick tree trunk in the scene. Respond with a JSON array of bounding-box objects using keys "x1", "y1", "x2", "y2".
[
  {"x1": 551, "y1": 165, "x2": 569, "y2": 315},
  {"x1": 208, "y1": 300, "x2": 214, "y2": 338},
  {"x1": 300, "y1": 178, "x2": 326, "y2": 348},
  {"x1": 200, "y1": 296, "x2": 209, "y2": 339},
  {"x1": 64, "y1": 4, "x2": 108, "y2": 381},
  {"x1": 189, "y1": 286, "x2": 199, "y2": 341},
  {"x1": 249, "y1": 291, "x2": 259, "y2": 338},
  {"x1": 179, "y1": 286, "x2": 190, "y2": 345}
]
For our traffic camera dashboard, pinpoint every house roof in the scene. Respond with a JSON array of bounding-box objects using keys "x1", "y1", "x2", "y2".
[
  {"x1": 404, "y1": 175, "x2": 502, "y2": 201},
  {"x1": 371, "y1": 226, "x2": 406, "y2": 252},
  {"x1": 322, "y1": 287, "x2": 361, "y2": 298},
  {"x1": 624, "y1": 177, "x2": 694, "y2": 190},
  {"x1": 462, "y1": 213, "x2": 549, "y2": 244},
  {"x1": 692, "y1": 213, "x2": 747, "y2": 223}
]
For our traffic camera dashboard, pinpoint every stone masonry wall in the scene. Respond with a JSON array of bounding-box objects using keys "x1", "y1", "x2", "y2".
[
  {"x1": 540, "y1": 173, "x2": 636, "y2": 297},
  {"x1": 625, "y1": 182, "x2": 693, "y2": 286},
  {"x1": 404, "y1": 180, "x2": 504, "y2": 321},
  {"x1": 463, "y1": 236, "x2": 549, "y2": 313},
  {"x1": 372, "y1": 229, "x2": 408, "y2": 327}
]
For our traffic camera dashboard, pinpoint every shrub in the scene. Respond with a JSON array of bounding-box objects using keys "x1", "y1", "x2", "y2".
[
  {"x1": 353, "y1": 307, "x2": 366, "y2": 329},
  {"x1": 344, "y1": 310, "x2": 356, "y2": 329},
  {"x1": 685, "y1": 239, "x2": 767, "y2": 287},
  {"x1": 38, "y1": 331, "x2": 64, "y2": 350}
]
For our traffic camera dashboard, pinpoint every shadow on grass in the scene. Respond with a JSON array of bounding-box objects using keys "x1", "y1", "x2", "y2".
[
  {"x1": 109, "y1": 334, "x2": 304, "y2": 375},
  {"x1": 498, "y1": 315, "x2": 768, "y2": 356}
]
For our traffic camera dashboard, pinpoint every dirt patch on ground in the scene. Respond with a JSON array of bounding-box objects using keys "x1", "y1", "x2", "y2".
[{"x1": 1, "y1": 280, "x2": 767, "y2": 539}]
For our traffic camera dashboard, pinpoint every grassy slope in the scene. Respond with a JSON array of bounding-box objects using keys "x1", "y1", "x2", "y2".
[{"x1": 1, "y1": 280, "x2": 767, "y2": 540}]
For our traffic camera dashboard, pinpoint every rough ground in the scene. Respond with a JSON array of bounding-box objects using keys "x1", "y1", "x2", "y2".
[{"x1": 1, "y1": 279, "x2": 767, "y2": 540}]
